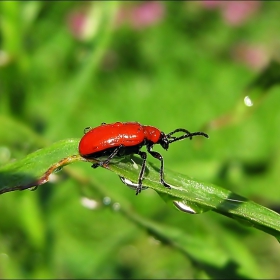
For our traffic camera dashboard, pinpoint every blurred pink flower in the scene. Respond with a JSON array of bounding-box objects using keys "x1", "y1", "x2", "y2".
[
  {"x1": 67, "y1": 9, "x2": 87, "y2": 39},
  {"x1": 116, "y1": 2, "x2": 165, "y2": 30},
  {"x1": 232, "y1": 43, "x2": 269, "y2": 70},
  {"x1": 200, "y1": 1, "x2": 261, "y2": 26},
  {"x1": 200, "y1": 0, "x2": 222, "y2": 9},
  {"x1": 222, "y1": 1, "x2": 261, "y2": 26}
]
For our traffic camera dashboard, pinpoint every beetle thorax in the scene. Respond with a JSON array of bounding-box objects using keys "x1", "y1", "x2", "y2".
[{"x1": 143, "y1": 125, "x2": 162, "y2": 144}]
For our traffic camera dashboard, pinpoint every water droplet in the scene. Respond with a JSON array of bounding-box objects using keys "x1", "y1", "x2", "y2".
[
  {"x1": 103, "y1": 196, "x2": 111, "y2": 205},
  {"x1": 244, "y1": 96, "x2": 253, "y2": 107},
  {"x1": 131, "y1": 159, "x2": 139, "y2": 169},
  {"x1": 54, "y1": 166, "x2": 63, "y2": 173},
  {"x1": 173, "y1": 200, "x2": 210, "y2": 214},
  {"x1": 48, "y1": 173, "x2": 59, "y2": 183},
  {"x1": 119, "y1": 176, "x2": 148, "y2": 191},
  {"x1": 28, "y1": 186, "x2": 38, "y2": 191},
  {"x1": 173, "y1": 201, "x2": 197, "y2": 214},
  {"x1": 119, "y1": 176, "x2": 138, "y2": 190},
  {"x1": 84, "y1": 127, "x2": 92, "y2": 134},
  {"x1": 112, "y1": 202, "x2": 121, "y2": 211},
  {"x1": 80, "y1": 197, "x2": 99, "y2": 210}
]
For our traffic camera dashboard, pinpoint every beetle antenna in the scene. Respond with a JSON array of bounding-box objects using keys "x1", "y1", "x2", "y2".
[
  {"x1": 166, "y1": 128, "x2": 191, "y2": 137},
  {"x1": 167, "y1": 129, "x2": 209, "y2": 144}
]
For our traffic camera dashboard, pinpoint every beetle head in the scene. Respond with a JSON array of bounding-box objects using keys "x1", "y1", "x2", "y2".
[{"x1": 158, "y1": 133, "x2": 169, "y2": 150}]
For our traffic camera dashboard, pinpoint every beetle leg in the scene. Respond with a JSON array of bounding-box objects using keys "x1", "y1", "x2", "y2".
[
  {"x1": 92, "y1": 145, "x2": 124, "y2": 169},
  {"x1": 147, "y1": 146, "x2": 171, "y2": 190},
  {"x1": 136, "y1": 151, "x2": 147, "y2": 195}
]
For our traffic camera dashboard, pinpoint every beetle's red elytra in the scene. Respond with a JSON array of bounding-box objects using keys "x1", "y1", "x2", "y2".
[{"x1": 79, "y1": 122, "x2": 208, "y2": 195}]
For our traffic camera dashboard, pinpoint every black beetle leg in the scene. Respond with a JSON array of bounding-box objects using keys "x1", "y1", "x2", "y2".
[
  {"x1": 135, "y1": 151, "x2": 147, "y2": 195},
  {"x1": 92, "y1": 145, "x2": 124, "y2": 169},
  {"x1": 147, "y1": 146, "x2": 171, "y2": 190}
]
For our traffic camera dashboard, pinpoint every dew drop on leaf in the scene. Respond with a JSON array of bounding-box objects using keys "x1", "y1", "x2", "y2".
[
  {"x1": 244, "y1": 95, "x2": 254, "y2": 107},
  {"x1": 103, "y1": 196, "x2": 111, "y2": 205},
  {"x1": 119, "y1": 176, "x2": 148, "y2": 191},
  {"x1": 54, "y1": 166, "x2": 63, "y2": 173},
  {"x1": 80, "y1": 197, "x2": 99, "y2": 210},
  {"x1": 112, "y1": 202, "x2": 121, "y2": 211},
  {"x1": 173, "y1": 200, "x2": 211, "y2": 215},
  {"x1": 28, "y1": 186, "x2": 38, "y2": 191}
]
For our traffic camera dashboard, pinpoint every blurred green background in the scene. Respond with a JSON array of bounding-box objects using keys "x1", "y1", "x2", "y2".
[{"x1": 1, "y1": 1, "x2": 280, "y2": 278}]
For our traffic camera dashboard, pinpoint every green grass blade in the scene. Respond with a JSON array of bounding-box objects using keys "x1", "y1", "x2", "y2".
[
  {"x1": 1, "y1": 139, "x2": 279, "y2": 241},
  {"x1": 0, "y1": 139, "x2": 80, "y2": 194},
  {"x1": 107, "y1": 156, "x2": 280, "y2": 241}
]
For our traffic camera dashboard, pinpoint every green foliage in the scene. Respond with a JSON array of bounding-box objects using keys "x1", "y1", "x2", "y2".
[{"x1": 1, "y1": 1, "x2": 280, "y2": 278}]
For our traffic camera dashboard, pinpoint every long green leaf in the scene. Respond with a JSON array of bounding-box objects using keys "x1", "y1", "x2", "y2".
[
  {"x1": 110, "y1": 156, "x2": 280, "y2": 241},
  {"x1": 0, "y1": 139, "x2": 80, "y2": 194},
  {"x1": 0, "y1": 138, "x2": 279, "y2": 242}
]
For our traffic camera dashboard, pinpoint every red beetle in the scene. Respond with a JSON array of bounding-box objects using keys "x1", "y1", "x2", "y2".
[{"x1": 79, "y1": 122, "x2": 208, "y2": 195}]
